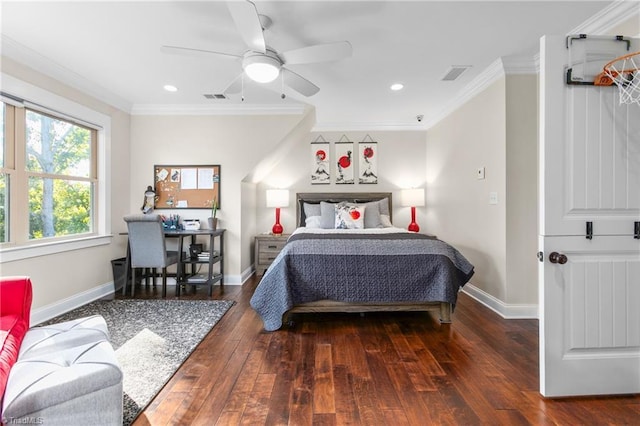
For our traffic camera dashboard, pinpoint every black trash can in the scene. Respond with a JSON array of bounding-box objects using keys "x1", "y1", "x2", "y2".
[{"x1": 111, "y1": 258, "x2": 127, "y2": 291}]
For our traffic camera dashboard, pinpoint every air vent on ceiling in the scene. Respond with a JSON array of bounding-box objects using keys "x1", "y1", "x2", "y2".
[
  {"x1": 203, "y1": 94, "x2": 228, "y2": 100},
  {"x1": 441, "y1": 66, "x2": 471, "y2": 81}
]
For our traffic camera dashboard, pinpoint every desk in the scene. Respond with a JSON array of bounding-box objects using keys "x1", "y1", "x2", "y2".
[
  {"x1": 122, "y1": 228, "x2": 225, "y2": 297},
  {"x1": 166, "y1": 228, "x2": 225, "y2": 297}
]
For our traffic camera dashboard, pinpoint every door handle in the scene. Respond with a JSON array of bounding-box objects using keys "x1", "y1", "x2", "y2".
[{"x1": 549, "y1": 252, "x2": 568, "y2": 264}]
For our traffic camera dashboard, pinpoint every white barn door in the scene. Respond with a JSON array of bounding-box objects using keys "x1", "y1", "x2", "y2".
[{"x1": 539, "y1": 35, "x2": 640, "y2": 397}]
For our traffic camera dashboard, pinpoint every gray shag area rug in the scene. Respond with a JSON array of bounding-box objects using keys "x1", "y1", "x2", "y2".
[{"x1": 41, "y1": 299, "x2": 235, "y2": 425}]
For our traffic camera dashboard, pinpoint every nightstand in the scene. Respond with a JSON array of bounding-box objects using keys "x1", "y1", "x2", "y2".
[{"x1": 254, "y1": 234, "x2": 290, "y2": 276}]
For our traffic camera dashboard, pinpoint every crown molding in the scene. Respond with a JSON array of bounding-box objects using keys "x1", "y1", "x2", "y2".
[
  {"x1": 1, "y1": 36, "x2": 132, "y2": 113},
  {"x1": 423, "y1": 58, "x2": 504, "y2": 129},
  {"x1": 130, "y1": 103, "x2": 306, "y2": 116},
  {"x1": 571, "y1": 0, "x2": 640, "y2": 35},
  {"x1": 501, "y1": 54, "x2": 539, "y2": 75},
  {"x1": 422, "y1": 1, "x2": 637, "y2": 130},
  {"x1": 312, "y1": 122, "x2": 427, "y2": 132}
]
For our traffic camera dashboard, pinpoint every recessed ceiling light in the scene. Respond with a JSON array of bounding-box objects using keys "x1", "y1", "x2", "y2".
[
  {"x1": 390, "y1": 83, "x2": 404, "y2": 91},
  {"x1": 163, "y1": 85, "x2": 178, "y2": 92}
]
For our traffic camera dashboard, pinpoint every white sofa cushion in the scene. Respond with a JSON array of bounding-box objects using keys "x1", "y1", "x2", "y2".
[
  {"x1": 19, "y1": 315, "x2": 109, "y2": 360},
  {"x1": 2, "y1": 339, "x2": 123, "y2": 426}
]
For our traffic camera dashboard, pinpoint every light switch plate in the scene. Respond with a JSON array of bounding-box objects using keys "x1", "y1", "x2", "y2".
[
  {"x1": 477, "y1": 167, "x2": 485, "y2": 180},
  {"x1": 489, "y1": 192, "x2": 498, "y2": 205}
]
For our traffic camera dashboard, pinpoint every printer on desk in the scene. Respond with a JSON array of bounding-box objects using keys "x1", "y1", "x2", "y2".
[{"x1": 182, "y1": 219, "x2": 200, "y2": 231}]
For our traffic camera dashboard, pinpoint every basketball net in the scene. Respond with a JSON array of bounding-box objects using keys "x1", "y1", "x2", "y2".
[{"x1": 594, "y1": 51, "x2": 640, "y2": 106}]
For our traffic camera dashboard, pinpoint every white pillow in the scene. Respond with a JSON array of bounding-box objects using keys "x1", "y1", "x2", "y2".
[
  {"x1": 335, "y1": 203, "x2": 365, "y2": 229},
  {"x1": 305, "y1": 215, "x2": 322, "y2": 229}
]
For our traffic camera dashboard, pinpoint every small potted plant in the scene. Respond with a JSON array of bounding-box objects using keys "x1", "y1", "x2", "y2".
[{"x1": 208, "y1": 197, "x2": 218, "y2": 230}]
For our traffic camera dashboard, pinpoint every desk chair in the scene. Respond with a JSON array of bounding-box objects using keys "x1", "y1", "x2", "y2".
[{"x1": 123, "y1": 214, "x2": 179, "y2": 297}]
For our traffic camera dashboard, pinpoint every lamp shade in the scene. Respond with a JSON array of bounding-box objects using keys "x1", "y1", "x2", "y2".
[
  {"x1": 243, "y1": 54, "x2": 281, "y2": 83},
  {"x1": 400, "y1": 188, "x2": 425, "y2": 207},
  {"x1": 266, "y1": 189, "x2": 290, "y2": 208}
]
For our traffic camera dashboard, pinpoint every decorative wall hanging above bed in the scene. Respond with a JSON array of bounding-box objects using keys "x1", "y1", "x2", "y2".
[
  {"x1": 335, "y1": 141, "x2": 354, "y2": 184},
  {"x1": 311, "y1": 136, "x2": 330, "y2": 185},
  {"x1": 358, "y1": 136, "x2": 378, "y2": 184}
]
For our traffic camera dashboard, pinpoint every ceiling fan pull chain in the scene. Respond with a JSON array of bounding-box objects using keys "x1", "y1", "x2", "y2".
[
  {"x1": 241, "y1": 74, "x2": 245, "y2": 102},
  {"x1": 281, "y1": 73, "x2": 286, "y2": 99}
]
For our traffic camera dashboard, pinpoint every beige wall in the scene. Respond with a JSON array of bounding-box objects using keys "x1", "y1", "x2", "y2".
[
  {"x1": 1, "y1": 57, "x2": 538, "y2": 318},
  {"x1": 255, "y1": 130, "x2": 429, "y2": 236},
  {"x1": 505, "y1": 74, "x2": 539, "y2": 304},
  {"x1": 0, "y1": 57, "x2": 131, "y2": 312},
  {"x1": 426, "y1": 79, "x2": 508, "y2": 300},
  {"x1": 128, "y1": 113, "x2": 305, "y2": 280},
  {"x1": 426, "y1": 73, "x2": 539, "y2": 308}
]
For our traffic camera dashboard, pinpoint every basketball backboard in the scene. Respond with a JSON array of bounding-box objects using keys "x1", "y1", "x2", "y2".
[{"x1": 566, "y1": 34, "x2": 632, "y2": 85}]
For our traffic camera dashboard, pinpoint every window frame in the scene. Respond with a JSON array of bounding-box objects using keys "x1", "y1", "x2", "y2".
[{"x1": 1, "y1": 73, "x2": 112, "y2": 262}]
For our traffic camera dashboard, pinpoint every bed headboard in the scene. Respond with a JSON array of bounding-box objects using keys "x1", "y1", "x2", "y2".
[{"x1": 296, "y1": 192, "x2": 393, "y2": 228}]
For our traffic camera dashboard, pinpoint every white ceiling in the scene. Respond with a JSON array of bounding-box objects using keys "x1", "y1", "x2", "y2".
[{"x1": 0, "y1": 1, "x2": 620, "y2": 130}]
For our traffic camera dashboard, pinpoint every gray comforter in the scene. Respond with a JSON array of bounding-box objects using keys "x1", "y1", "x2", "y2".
[{"x1": 250, "y1": 229, "x2": 475, "y2": 331}]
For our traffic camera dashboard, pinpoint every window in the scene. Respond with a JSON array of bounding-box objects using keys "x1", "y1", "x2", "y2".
[
  {"x1": 1, "y1": 100, "x2": 98, "y2": 246},
  {"x1": 1, "y1": 101, "x2": 10, "y2": 243},
  {"x1": 25, "y1": 109, "x2": 96, "y2": 239}
]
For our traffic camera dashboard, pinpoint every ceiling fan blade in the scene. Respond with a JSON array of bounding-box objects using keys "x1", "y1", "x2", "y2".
[
  {"x1": 161, "y1": 45, "x2": 241, "y2": 59},
  {"x1": 282, "y1": 68, "x2": 320, "y2": 97},
  {"x1": 222, "y1": 73, "x2": 244, "y2": 94},
  {"x1": 226, "y1": 0, "x2": 266, "y2": 53},
  {"x1": 280, "y1": 41, "x2": 352, "y2": 65}
]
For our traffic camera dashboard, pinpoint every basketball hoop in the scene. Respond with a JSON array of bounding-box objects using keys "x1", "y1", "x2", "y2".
[{"x1": 594, "y1": 50, "x2": 640, "y2": 105}]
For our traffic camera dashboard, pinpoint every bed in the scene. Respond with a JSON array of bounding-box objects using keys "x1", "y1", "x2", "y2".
[{"x1": 250, "y1": 192, "x2": 474, "y2": 331}]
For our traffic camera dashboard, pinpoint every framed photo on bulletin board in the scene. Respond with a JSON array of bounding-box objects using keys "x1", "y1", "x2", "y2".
[{"x1": 154, "y1": 164, "x2": 220, "y2": 209}]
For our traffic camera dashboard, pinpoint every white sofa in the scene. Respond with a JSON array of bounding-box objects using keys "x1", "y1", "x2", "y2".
[{"x1": 2, "y1": 316, "x2": 123, "y2": 426}]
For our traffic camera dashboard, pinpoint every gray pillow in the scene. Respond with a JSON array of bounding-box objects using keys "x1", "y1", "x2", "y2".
[
  {"x1": 361, "y1": 201, "x2": 382, "y2": 228},
  {"x1": 320, "y1": 201, "x2": 336, "y2": 229},
  {"x1": 303, "y1": 202, "x2": 321, "y2": 219},
  {"x1": 376, "y1": 197, "x2": 390, "y2": 217}
]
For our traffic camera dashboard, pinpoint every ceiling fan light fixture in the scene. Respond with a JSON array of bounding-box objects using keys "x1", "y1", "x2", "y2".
[{"x1": 243, "y1": 54, "x2": 281, "y2": 83}]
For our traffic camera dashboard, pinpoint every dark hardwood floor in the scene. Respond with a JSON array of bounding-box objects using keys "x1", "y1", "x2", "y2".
[{"x1": 119, "y1": 277, "x2": 640, "y2": 425}]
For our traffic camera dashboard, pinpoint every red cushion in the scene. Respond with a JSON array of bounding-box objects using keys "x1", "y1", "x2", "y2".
[{"x1": 0, "y1": 277, "x2": 33, "y2": 403}]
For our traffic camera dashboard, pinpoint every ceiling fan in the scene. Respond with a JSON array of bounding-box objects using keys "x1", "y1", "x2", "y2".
[{"x1": 162, "y1": 0, "x2": 352, "y2": 98}]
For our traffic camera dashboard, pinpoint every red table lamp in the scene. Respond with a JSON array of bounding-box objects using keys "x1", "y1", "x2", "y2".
[
  {"x1": 266, "y1": 189, "x2": 290, "y2": 235},
  {"x1": 400, "y1": 188, "x2": 425, "y2": 232}
]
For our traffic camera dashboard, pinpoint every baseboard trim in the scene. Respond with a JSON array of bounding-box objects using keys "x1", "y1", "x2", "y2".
[
  {"x1": 461, "y1": 284, "x2": 538, "y2": 320},
  {"x1": 31, "y1": 281, "x2": 115, "y2": 325},
  {"x1": 31, "y1": 273, "x2": 250, "y2": 325}
]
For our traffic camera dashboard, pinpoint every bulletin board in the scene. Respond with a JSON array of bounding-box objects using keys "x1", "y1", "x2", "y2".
[{"x1": 153, "y1": 164, "x2": 221, "y2": 210}]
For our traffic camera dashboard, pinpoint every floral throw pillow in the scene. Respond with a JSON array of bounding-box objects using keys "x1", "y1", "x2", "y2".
[{"x1": 335, "y1": 203, "x2": 365, "y2": 229}]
